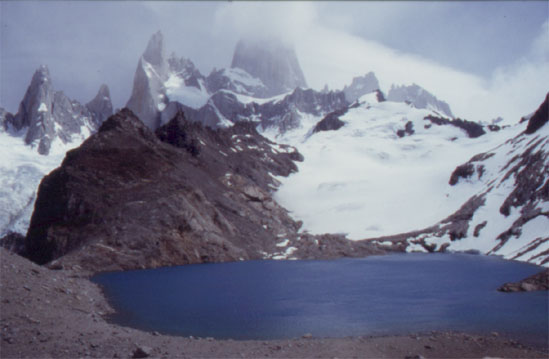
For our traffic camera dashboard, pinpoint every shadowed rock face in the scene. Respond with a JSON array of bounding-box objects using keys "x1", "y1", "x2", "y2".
[
  {"x1": 525, "y1": 92, "x2": 548, "y2": 135},
  {"x1": 24, "y1": 108, "x2": 300, "y2": 271},
  {"x1": 24, "y1": 109, "x2": 386, "y2": 272},
  {"x1": 231, "y1": 38, "x2": 307, "y2": 97},
  {"x1": 313, "y1": 107, "x2": 349, "y2": 134}
]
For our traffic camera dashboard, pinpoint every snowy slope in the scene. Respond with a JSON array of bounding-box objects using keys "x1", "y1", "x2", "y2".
[
  {"x1": 410, "y1": 99, "x2": 549, "y2": 266},
  {"x1": 0, "y1": 130, "x2": 87, "y2": 236},
  {"x1": 271, "y1": 93, "x2": 523, "y2": 240}
]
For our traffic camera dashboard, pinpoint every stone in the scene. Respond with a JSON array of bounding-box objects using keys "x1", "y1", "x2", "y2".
[
  {"x1": 498, "y1": 269, "x2": 549, "y2": 292},
  {"x1": 132, "y1": 345, "x2": 152, "y2": 358}
]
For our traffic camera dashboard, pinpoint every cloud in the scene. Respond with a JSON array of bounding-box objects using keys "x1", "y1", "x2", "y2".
[
  {"x1": 468, "y1": 20, "x2": 549, "y2": 123},
  {"x1": 294, "y1": 12, "x2": 548, "y2": 124},
  {"x1": 2, "y1": 2, "x2": 546, "y2": 124},
  {"x1": 213, "y1": 2, "x2": 317, "y2": 45}
]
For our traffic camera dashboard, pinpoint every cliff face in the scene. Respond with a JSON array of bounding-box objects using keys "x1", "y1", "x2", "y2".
[{"x1": 24, "y1": 109, "x2": 300, "y2": 271}]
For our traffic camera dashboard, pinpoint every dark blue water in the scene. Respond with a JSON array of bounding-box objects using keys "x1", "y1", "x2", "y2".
[{"x1": 93, "y1": 253, "x2": 548, "y2": 347}]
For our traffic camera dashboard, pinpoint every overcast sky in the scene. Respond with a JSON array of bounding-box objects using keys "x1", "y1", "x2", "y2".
[{"x1": 1, "y1": 1, "x2": 547, "y2": 123}]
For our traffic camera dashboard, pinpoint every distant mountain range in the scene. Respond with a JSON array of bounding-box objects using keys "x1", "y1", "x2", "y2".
[{"x1": 1, "y1": 31, "x2": 547, "y2": 270}]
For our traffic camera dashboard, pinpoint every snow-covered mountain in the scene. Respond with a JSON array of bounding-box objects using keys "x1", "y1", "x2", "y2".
[
  {"x1": 0, "y1": 66, "x2": 112, "y2": 237},
  {"x1": 126, "y1": 31, "x2": 346, "y2": 134},
  {"x1": 271, "y1": 91, "x2": 547, "y2": 266},
  {"x1": 2, "y1": 66, "x2": 111, "y2": 155},
  {"x1": 406, "y1": 94, "x2": 548, "y2": 265},
  {"x1": 271, "y1": 91, "x2": 508, "y2": 238},
  {"x1": 2, "y1": 30, "x2": 547, "y2": 268}
]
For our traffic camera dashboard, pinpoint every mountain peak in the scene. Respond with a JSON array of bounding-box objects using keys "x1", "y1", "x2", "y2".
[
  {"x1": 143, "y1": 30, "x2": 165, "y2": 66},
  {"x1": 86, "y1": 84, "x2": 113, "y2": 125},
  {"x1": 343, "y1": 72, "x2": 380, "y2": 103},
  {"x1": 231, "y1": 37, "x2": 307, "y2": 97},
  {"x1": 388, "y1": 83, "x2": 454, "y2": 118},
  {"x1": 33, "y1": 65, "x2": 51, "y2": 81}
]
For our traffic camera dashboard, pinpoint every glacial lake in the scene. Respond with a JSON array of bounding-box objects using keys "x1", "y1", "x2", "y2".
[{"x1": 93, "y1": 253, "x2": 548, "y2": 347}]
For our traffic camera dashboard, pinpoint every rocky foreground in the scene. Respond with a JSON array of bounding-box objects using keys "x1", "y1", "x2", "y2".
[{"x1": 1, "y1": 248, "x2": 547, "y2": 359}]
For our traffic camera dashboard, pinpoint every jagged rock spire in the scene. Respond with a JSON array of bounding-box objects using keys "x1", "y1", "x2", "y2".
[
  {"x1": 126, "y1": 31, "x2": 168, "y2": 130},
  {"x1": 12, "y1": 65, "x2": 56, "y2": 153},
  {"x1": 143, "y1": 30, "x2": 166, "y2": 69},
  {"x1": 343, "y1": 72, "x2": 380, "y2": 103}
]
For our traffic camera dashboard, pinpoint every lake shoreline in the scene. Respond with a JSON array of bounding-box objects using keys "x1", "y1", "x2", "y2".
[{"x1": 2, "y1": 248, "x2": 548, "y2": 358}]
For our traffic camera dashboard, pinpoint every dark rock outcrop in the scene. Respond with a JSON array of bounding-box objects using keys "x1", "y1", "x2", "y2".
[
  {"x1": 313, "y1": 107, "x2": 348, "y2": 133},
  {"x1": 449, "y1": 163, "x2": 475, "y2": 185},
  {"x1": 424, "y1": 115, "x2": 486, "y2": 138},
  {"x1": 397, "y1": 121, "x2": 415, "y2": 138},
  {"x1": 24, "y1": 109, "x2": 384, "y2": 272},
  {"x1": 525, "y1": 93, "x2": 548, "y2": 135},
  {"x1": 231, "y1": 38, "x2": 307, "y2": 97},
  {"x1": 498, "y1": 269, "x2": 549, "y2": 292},
  {"x1": 0, "y1": 232, "x2": 26, "y2": 255}
]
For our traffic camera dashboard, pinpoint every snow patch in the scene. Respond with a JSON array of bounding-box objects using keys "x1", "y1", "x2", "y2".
[{"x1": 37, "y1": 103, "x2": 48, "y2": 112}]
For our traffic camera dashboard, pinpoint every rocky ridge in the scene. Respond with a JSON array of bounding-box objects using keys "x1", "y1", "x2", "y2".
[
  {"x1": 23, "y1": 109, "x2": 385, "y2": 273},
  {"x1": 343, "y1": 72, "x2": 381, "y2": 103},
  {"x1": 388, "y1": 83, "x2": 454, "y2": 118},
  {"x1": 1, "y1": 65, "x2": 112, "y2": 155},
  {"x1": 126, "y1": 32, "x2": 346, "y2": 135}
]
